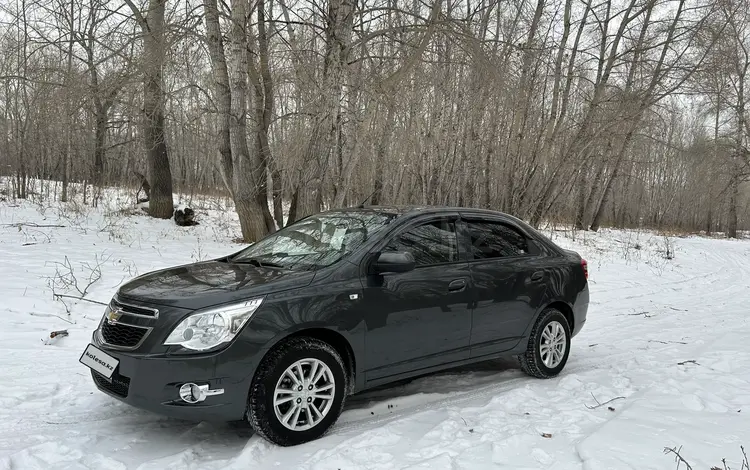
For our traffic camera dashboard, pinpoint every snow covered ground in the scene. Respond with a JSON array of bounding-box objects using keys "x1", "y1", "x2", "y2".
[{"x1": 0, "y1": 189, "x2": 748, "y2": 470}]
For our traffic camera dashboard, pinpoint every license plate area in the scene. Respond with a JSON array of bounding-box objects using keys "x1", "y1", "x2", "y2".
[{"x1": 79, "y1": 344, "x2": 119, "y2": 379}]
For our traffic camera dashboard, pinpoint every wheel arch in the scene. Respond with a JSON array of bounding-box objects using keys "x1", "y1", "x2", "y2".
[
  {"x1": 545, "y1": 300, "x2": 575, "y2": 331},
  {"x1": 261, "y1": 327, "x2": 357, "y2": 395}
]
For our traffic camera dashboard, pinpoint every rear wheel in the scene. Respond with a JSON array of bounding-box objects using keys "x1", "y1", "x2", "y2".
[
  {"x1": 519, "y1": 308, "x2": 571, "y2": 379},
  {"x1": 247, "y1": 337, "x2": 348, "y2": 446}
]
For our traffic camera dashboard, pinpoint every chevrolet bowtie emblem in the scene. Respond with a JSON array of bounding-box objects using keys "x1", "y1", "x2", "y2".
[{"x1": 107, "y1": 308, "x2": 124, "y2": 324}]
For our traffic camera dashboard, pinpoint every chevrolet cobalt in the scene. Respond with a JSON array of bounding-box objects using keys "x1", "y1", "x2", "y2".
[{"x1": 80, "y1": 206, "x2": 589, "y2": 446}]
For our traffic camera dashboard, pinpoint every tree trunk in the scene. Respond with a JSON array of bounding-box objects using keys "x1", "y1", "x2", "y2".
[
  {"x1": 228, "y1": 0, "x2": 269, "y2": 242},
  {"x1": 61, "y1": 0, "x2": 75, "y2": 203},
  {"x1": 93, "y1": 101, "x2": 109, "y2": 188},
  {"x1": 728, "y1": 173, "x2": 739, "y2": 238},
  {"x1": 574, "y1": 168, "x2": 588, "y2": 230},
  {"x1": 203, "y1": 0, "x2": 234, "y2": 194},
  {"x1": 708, "y1": 86, "x2": 721, "y2": 236},
  {"x1": 287, "y1": 188, "x2": 299, "y2": 225},
  {"x1": 261, "y1": 10, "x2": 284, "y2": 228},
  {"x1": 271, "y1": 167, "x2": 284, "y2": 227},
  {"x1": 139, "y1": 0, "x2": 174, "y2": 218},
  {"x1": 730, "y1": 35, "x2": 747, "y2": 239},
  {"x1": 253, "y1": 0, "x2": 278, "y2": 232}
]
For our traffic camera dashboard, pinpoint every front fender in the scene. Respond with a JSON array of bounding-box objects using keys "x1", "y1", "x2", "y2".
[{"x1": 240, "y1": 283, "x2": 366, "y2": 390}]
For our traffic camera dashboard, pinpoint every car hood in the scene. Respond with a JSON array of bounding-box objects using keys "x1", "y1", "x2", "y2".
[{"x1": 116, "y1": 260, "x2": 314, "y2": 310}]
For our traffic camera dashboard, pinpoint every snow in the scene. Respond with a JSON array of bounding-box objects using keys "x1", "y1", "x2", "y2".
[{"x1": 0, "y1": 189, "x2": 749, "y2": 469}]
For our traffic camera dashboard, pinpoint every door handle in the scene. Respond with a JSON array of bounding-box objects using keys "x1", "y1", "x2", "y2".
[
  {"x1": 448, "y1": 279, "x2": 466, "y2": 292},
  {"x1": 530, "y1": 271, "x2": 544, "y2": 282}
]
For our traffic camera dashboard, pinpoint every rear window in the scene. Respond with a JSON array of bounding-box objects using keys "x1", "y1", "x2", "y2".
[{"x1": 466, "y1": 221, "x2": 530, "y2": 259}]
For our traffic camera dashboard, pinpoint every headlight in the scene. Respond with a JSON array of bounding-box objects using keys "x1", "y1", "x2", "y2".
[{"x1": 164, "y1": 297, "x2": 264, "y2": 351}]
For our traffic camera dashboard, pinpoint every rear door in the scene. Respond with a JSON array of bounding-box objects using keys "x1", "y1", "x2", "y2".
[
  {"x1": 362, "y1": 214, "x2": 473, "y2": 381},
  {"x1": 461, "y1": 216, "x2": 549, "y2": 358}
]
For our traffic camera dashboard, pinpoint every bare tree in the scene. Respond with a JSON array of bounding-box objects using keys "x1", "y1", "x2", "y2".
[
  {"x1": 227, "y1": 0, "x2": 271, "y2": 241},
  {"x1": 291, "y1": 0, "x2": 356, "y2": 221},
  {"x1": 203, "y1": 0, "x2": 233, "y2": 193},
  {"x1": 123, "y1": 0, "x2": 174, "y2": 218}
]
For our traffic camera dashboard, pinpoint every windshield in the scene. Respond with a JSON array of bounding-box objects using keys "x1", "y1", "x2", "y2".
[{"x1": 229, "y1": 211, "x2": 396, "y2": 270}]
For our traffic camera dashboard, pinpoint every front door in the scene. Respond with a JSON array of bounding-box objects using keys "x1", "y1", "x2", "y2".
[{"x1": 362, "y1": 216, "x2": 473, "y2": 381}]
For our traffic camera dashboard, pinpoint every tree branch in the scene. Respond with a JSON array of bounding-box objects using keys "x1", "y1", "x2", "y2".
[{"x1": 122, "y1": 0, "x2": 148, "y2": 30}]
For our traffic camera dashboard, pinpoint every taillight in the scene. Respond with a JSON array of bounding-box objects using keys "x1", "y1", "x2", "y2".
[{"x1": 581, "y1": 259, "x2": 588, "y2": 280}]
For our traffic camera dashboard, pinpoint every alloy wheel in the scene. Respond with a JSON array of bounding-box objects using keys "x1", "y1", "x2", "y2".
[
  {"x1": 539, "y1": 320, "x2": 567, "y2": 368},
  {"x1": 273, "y1": 358, "x2": 336, "y2": 431}
]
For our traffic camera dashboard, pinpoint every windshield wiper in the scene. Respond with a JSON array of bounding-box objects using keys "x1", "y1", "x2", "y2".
[{"x1": 230, "y1": 257, "x2": 285, "y2": 268}]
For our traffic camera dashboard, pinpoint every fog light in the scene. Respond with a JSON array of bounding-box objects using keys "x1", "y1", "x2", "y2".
[
  {"x1": 179, "y1": 383, "x2": 202, "y2": 403},
  {"x1": 179, "y1": 382, "x2": 225, "y2": 404}
]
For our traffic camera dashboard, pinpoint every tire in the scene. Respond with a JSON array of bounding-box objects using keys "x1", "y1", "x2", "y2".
[
  {"x1": 246, "y1": 337, "x2": 348, "y2": 446},
  {"x1": 518, "y1": 308, "x2": 571, "y2": 379}
]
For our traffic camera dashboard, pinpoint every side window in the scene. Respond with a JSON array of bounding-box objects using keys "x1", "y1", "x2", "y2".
[
  {"x1": 467, "y1": 221, "x2": 529, "y2": 259},
  {"x1": 384, "y1": 220, "x2": 459, "y2": 266}
]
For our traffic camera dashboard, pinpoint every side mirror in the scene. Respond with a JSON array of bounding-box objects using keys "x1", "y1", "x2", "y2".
[{"x1": 373, "y1": 251, "x2": 416, "y2": 274}]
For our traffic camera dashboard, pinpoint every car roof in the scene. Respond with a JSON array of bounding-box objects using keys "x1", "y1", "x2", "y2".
[
  {"x1": 318, "y1": 205, "x2": 563, "y2": 255},
  {"x1": 322, "y1": 204, "x2": 518, "y2": 220}
]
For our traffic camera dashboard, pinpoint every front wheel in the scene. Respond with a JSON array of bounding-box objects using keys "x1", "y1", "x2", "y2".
[
  {"x1": 247, "y1": 337, "x2": 348, "y2": 446},
  {"x1": 519, "y1": 308, "x2": 571, "y2": 379}
]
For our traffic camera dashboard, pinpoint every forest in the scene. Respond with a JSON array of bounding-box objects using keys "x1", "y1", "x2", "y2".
[{"x1": 1, "y1": 0, "x2": 749, "y2": 241}]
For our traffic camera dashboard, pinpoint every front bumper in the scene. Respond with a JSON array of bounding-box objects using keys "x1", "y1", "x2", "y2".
[{"x1": 88, "y1": 333, "x2": 258, "y2": 422}]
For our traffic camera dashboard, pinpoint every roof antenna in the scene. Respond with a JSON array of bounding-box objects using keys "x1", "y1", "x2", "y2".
[{"x1": 357, "y1": 189, "x2": 377, "y2": 208}]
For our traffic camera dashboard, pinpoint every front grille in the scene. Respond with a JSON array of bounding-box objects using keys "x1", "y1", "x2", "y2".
[
  {"x1": 101, "y1": 321, "x2": 147, "y2": 348},
  {"x1": 111, "y1": 298, "x2": 158, "y2": 318},
  {"x1": 92, "y1": 370, "x2": 130, "y2": 398}
]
